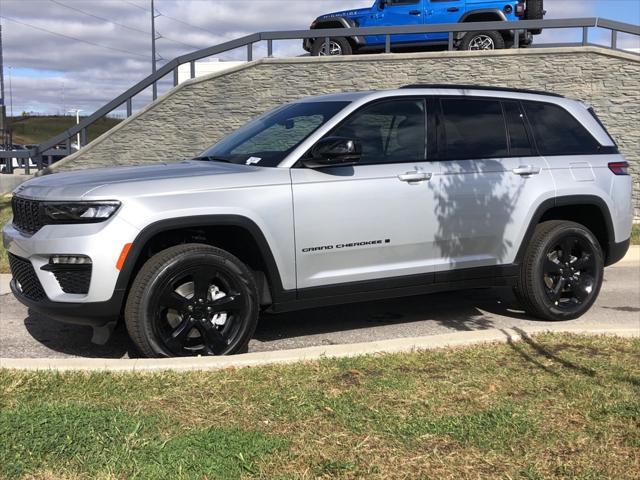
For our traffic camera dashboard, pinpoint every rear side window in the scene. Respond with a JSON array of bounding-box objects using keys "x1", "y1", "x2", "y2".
[
  {"x1": 523, "y1": 101, "x2": 601, "y2": 155},
  {"x1": 440, "y1": 98, "x2": 508, "y2": 159}
]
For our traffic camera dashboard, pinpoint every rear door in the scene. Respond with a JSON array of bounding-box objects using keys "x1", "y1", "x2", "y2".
[
  {"x1": 432, "y1": 96, "x2": 553, "y2": 271},
  {"x1": 425, "y1": 0, "x2": 466, "y2": 41}
]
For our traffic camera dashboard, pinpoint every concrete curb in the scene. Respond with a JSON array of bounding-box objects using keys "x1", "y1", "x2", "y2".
[{"x1": 1, "y1": 324, "x2": 637, "y2": 373}]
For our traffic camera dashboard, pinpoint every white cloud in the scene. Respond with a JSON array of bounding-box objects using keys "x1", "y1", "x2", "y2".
[{"x1": 0, "y1": 0, "x2": 636, "y2": 116}]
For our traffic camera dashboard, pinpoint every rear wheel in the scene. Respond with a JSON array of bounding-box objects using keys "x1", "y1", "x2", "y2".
[
  {"x1": 125, "y1": 244, "x2": 259, "y2": 358},
  {"x1": 311, "y1": 37, "x2": 352, "y2": 56},
  {"x1": 515, "y1": 221, "x2": 604, "y2": 321},
  {"x1": 460, "y1": 31, "x2": 505, "y2": 51}
]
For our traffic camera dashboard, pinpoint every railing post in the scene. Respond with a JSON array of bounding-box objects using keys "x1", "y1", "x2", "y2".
[
  {"x1": 582, "y1": 26, "x2": 589, "y2": 46},
  {"x1": 80, "y1": 128, "x2": 87, "y2": 148},
  {"x1": 35, "y1": 150, "x2": 43, "y2": 171},
  {"x1": 190, "y1": 60, "x2": 196, "y2": 79},
  {"x1": 173, "y1": 66, "x2": 179, "y2": 87},
  {"x1": 267, "y1": 39, "x2": 273, "y2": 57},
  {"x1": 126, "y1": 98, "x2": 132, "y2": 118},
  {"x1": 65, "y1": 138, "x2": 71, "y2": 156},
  {"x1": 385, "y1": 35, "x2": 391, "y2": 53},
  {"x1": 152, "y1": 82, "x2": 157, "y2": 101},
  {"x1": 247, "y1": 43, "x2": 253, "y2": 61},
  {"x1": 448, "y1": 31, "x2": 454, "y2": 51},
  {"x1": 513, "y1": 29, "x2": 520, "y2": 49},
  {"x1": 324, "y1": 36, "x2": 330, "y2": 55},
  {"x1": 611, "y1": 30, "x2": 618, "y2": 49},
  {"x1": 24, "y1": 156, "x2": 30, "y2": 175}
]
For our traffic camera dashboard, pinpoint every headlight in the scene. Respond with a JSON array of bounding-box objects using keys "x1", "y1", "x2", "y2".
[{"x1": 43, "y1": 201, "x2": 121, "y2": 224}]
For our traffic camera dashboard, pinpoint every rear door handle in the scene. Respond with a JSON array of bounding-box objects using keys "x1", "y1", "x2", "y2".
[
  {"x1": 409, "y1": 10, "x2": 421, "y2": 16},
  {"x1": 398, "y1": 171, "x2": 432, "y2": 183},
  {"x1": 447, "y1": 7, "x2": 460, "y2": 12},
  {"x1": 513, "y1": 165, "x2": 541, "y2": 176}
]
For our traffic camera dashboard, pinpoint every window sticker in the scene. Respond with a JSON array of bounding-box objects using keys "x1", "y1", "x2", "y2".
[{"x1": 246, "y1": 157, "x2": 262, "y2": 165}]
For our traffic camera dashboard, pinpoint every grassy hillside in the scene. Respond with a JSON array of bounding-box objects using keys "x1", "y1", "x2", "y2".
[{"x1": 8, "y1": 116, "x2": 121, "y2": 145}]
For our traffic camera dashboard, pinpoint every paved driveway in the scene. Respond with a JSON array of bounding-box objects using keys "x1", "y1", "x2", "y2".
[{"x1": 1, "y1": 262, "x2": 638, "y2": 359}]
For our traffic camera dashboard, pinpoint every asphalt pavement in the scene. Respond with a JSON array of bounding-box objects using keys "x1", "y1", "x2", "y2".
[{"x1": 1, "y1": 261, "x2": 638, "y2": 360}]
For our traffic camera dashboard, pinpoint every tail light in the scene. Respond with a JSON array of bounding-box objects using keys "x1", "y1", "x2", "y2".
[
  {"x1": 516, "y1": 2, "x2": 525, "y2": 17},
  {"x1": 608, "y1": 161, "x2": 629, "y2": 175}
]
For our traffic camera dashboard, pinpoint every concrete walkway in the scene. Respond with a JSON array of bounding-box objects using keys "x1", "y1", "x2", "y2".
[{"x1": 1, "y1": 324, "x2": 637, "y2": 372}]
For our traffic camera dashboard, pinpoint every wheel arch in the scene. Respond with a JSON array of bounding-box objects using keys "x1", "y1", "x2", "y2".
[
  {"x1": 311, "y1": 18, "x2": 364, "y2": 48},
  {"x1": 516, "y1": 196, "x2": 620, "y2": 267},
  {"x1": 458, "y1": 10, "x2": 510, "y2": 40},
  {"x1": 115, "y1": 215, "x2": 291, "y2": 308}
]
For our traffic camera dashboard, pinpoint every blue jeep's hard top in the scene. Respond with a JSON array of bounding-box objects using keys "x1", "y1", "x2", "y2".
[{"x1": 304, "y1": 0, "x2": 544, "y2": 55}]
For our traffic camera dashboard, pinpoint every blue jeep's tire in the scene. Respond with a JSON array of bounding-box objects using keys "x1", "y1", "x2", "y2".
[
  {"x1": 311, "y1": 37, "x2": 352, "y2": 56},
  {"x1": 460, "y1": 31, "x2": 505, "y2": 51}
]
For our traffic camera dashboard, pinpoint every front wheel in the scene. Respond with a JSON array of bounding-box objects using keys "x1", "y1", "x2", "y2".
[
  {"x1": 311, "y1": 37, "x2": 352, "y2": 56},
  {"x1": 125, "y1": 244, "x2": 259, "y2": 358},
  {"x1": 459, "y1": 31, "x2": 505, "y2": 51},
  {"x1": 514, "y1": 221, "x2": 604, "y2": 321}
]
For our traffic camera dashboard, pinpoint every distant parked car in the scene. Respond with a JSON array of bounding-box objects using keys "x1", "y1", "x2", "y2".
[{"x1": 304, "y1": 0, "x2": 545, "y2": 55}]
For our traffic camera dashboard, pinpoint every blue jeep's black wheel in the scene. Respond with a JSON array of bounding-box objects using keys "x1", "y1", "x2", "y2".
[{"x1": 311, "y1": 37, "x2": 352, "y2": 56}]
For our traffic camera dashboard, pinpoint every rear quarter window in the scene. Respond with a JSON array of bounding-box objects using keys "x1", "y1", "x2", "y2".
[{"x1": 523, "y1": 101, "x2": 601, "y2": 156}]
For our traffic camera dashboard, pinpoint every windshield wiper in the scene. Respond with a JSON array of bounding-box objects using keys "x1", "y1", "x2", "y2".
[{"x1": 193, "y1": 156, "x2": 232, "y2": 163}]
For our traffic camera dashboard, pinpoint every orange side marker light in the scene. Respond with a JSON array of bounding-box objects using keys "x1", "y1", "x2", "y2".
[{"x1": 116, "y1": 243, "x2": 133, "y2": 271}]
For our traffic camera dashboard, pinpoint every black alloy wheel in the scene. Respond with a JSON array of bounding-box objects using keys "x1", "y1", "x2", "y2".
[{"x1": 125, "y1": 244, "x2": 259, "y2": 357}]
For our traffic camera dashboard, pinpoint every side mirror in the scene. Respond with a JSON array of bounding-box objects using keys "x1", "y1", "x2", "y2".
[{"x1": 303, "y1": 137, "x2": 361, "y2": 168}]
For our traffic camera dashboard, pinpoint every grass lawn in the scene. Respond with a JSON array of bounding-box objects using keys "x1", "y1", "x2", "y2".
[
  {"x1": 9, "y1": 116, "x2": 121, "y2": 145},
  {"x1": 1, "y1": 333, "x2": 638, "y2": 479}
]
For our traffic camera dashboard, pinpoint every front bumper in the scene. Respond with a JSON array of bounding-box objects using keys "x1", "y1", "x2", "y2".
[{"x1": 3, "y1": 213, "x2": 140, "y2": 325}]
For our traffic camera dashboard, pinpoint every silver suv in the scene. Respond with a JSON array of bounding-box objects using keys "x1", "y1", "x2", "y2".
[{"x1": 3, "y1": 85, "x2": 633, "y2": 357}]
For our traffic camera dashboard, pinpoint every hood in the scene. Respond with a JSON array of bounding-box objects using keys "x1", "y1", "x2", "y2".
[
  {"x1": 13, "y1": 161, "x2": 256, "y2": 200},
  {"x1": 318, "y1": 7, "x2": 371, "y2": 21}
]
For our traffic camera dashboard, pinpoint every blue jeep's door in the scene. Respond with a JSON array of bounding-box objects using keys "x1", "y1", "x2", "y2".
[
  {"x1": 370, "y1": 0, "x2": 427, "y2": 46},
  {"x1": 425, "y1": 0, "x2": 466, "y2": 41}
]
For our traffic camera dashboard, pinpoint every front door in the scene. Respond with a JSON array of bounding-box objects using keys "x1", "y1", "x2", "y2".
[{"x1": 291, "y1": 97, "x2": 440, "y2": 290}]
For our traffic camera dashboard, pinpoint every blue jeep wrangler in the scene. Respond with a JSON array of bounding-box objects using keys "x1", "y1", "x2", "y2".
[{"x1": 304, "y1": 0, "x2": 544, "y2": 55}]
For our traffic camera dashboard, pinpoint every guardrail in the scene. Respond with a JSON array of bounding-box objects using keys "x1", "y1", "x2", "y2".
[{"x1": 1, "y1": 16, "x2": 638, "y2": 174}]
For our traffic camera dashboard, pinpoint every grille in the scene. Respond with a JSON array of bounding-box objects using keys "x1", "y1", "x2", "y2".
[
  {"x1": 8, "y1": 254, "x2": 46, "y2": 301},
  {"x1": 11, "y1": 196, "x2": 45, "y2": 235},
  {"x1": 52, "y1": 266, "x2": 92, "y2": 294}
]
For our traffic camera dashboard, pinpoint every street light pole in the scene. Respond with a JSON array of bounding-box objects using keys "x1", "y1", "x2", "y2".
[
  {"x1": 151, "y1": 0, "x2": 157, "y2": 100},
  {"x1": 68, "y1": 109, "x2": 82, "y2": 149}
]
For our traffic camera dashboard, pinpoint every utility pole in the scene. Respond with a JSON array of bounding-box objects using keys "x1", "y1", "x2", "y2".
[
  {"x1": 0, "y1": 22, "x2": 7, "y2": 149},
  {"x1": 8, "y1": 65, "x2": 12, "y2": 118},
  {"x1": 151, "y1": 0, "x2": 158, "y2": 100}
]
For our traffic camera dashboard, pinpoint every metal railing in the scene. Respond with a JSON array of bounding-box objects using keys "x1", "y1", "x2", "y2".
[{"x1": 1, "y1": 16, "x2": 638, "y2": 174}]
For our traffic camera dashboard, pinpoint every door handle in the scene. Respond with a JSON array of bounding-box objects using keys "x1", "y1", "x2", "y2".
[
  {"x1": 409, "y1": 10, "x2": 421, "y2": 16},
  {"x1": 398, "y1": 171, "x2": 432, "y2": 183},
  {"x1": 513, "y1": 165, "x2": 541, "y2": 176},
  {"x1": 447, "y1": 7, "x2": 460, "y2": 12}
]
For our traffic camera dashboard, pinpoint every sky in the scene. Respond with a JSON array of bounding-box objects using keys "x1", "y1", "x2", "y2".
[{"x1": 1, "y1": 0, "x2": 639, "y2": 116}]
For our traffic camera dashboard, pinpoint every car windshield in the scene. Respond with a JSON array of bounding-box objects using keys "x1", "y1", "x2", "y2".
[{"x1": 197, "y1": 101, "x2": 350, "y2": 167}]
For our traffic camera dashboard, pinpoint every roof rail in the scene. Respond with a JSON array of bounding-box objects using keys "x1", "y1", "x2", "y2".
[{"x1": 399, "y1": 84, "x2": 565, "y2": 98}]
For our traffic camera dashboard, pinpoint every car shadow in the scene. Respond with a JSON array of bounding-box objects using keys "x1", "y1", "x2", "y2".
[{"x1": 21, "y1": 287, "x2": 539, "y2": 359}]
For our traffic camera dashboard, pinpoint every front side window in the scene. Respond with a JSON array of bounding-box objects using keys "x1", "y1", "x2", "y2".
[
  {"x1": 523, "y1": 101, "x2": 601, "y2": 156},
  {"x1": 329, "y1": 98, "x2": 426, "y2": 165},
  {"x1": 440, "y1": 98, "x2": 508, "y2": 160},
  {"x1": 199, "y1": 101, "x2": 350, "y2": 167}
]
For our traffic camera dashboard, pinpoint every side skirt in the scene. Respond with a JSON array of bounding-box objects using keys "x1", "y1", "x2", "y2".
[{"x1": 268, "y1": 264, "x2": 519, "y2": 313}]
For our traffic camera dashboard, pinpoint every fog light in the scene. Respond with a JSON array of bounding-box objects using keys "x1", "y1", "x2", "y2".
[{"x1": 50, "y1": 255, "x2": 92, "y2": 265}]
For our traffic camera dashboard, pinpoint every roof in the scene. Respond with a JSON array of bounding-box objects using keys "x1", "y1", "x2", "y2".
[{"x1": 399, "y1": 84, "x2": 565, "y2": 98}]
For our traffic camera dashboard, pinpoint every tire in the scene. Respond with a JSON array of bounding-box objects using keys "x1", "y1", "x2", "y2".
[
  {"x1": 460, "y1": 31, "x2": 505, "y2": 51},
  {"x1": 311, "y1": 37, "x2": 353, "y2": 56},
  {"x1": 125, "y1": 244, "x2": 259, "y2": 358},
  {"x1": 514, "y1": 221, "x2": 604, "y2": 321},
  {"x1": 525, "y1": 0, "x2": 544, "y2": 34}
]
